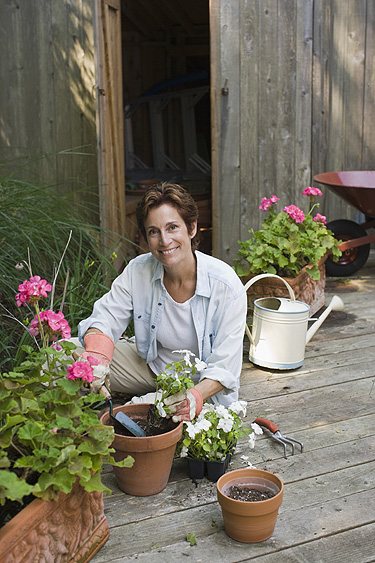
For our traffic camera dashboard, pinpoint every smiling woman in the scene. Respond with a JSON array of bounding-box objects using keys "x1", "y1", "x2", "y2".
[{"x1": 77, "y1": 183, "x2": 247, "y2": 420}]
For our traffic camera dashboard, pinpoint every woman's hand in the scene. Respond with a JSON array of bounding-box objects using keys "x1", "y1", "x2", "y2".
[{"x1": 164, "y1": 388, "x2": 203, "y2": 422}]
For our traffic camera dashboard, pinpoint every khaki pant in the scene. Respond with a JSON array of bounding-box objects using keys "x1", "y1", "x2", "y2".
[{"x1": 71, "y1": 337, "x2": 157, "y2": 395}]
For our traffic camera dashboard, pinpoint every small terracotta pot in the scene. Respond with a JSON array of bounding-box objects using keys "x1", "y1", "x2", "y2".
[
  {"x1": 216, "y1": 468, "x2": 284, "y2": 543},
  {"x1": 100, "y1": 403, "x2": 183, "y2": 496}
]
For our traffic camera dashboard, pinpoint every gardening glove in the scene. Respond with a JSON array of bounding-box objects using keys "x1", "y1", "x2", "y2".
[
  {"x1": 164, "y1": 388, "x2": 203, "y2": 423},
  {"x1": 81, "y1": 332, "x2": 114, "y2": 394}
]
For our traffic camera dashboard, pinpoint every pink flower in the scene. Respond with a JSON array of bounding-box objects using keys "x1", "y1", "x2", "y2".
[
  {"x1": 302, "y1": 187, "x2": 322, "y2": 197},
  {"x1": 313, "y1": 213, "x2": 327, "y2": 225},
  {"x1": 15, "y1": 276, "x2": 52, "y2": 307},
  {"x1": 259, "y1": 195, "x2": 280, "y2": 211},
  {"x1": 67, "y1": 360, "x2": 94, "y2": 383},
  {"x1": 283, "y1": 205, "x2": 305, "y2": 223},
  {"x1": 29, "y1": 310, "x2": 71, "y2": 340}
]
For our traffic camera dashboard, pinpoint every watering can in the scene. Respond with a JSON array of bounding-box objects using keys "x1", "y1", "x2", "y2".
[{"x1": 244, "y1": 274, "x2": 344, "y2": 369}]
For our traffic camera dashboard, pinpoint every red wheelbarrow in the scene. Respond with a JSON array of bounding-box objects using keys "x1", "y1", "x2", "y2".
[{"x1": 313, "y1": 171, "x2": 375, "y2": 276}]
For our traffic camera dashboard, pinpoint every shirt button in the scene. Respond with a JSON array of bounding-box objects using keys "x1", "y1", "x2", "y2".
[
  {"x1": 158, "y1": 302, "x2": 162, "y2": 306},
  {"x1": 151, "y1": 325, "x2": 155, "y2": 329}
]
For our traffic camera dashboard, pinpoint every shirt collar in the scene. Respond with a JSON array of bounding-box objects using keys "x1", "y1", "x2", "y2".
[{"x1": 150, "y1": 251, "x2": 210, "y2": 297}]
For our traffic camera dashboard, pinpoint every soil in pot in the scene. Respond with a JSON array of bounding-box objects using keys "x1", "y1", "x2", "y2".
[
  {"x1": 225, "y1": 485, "x2": 276, "y2": 502},
  {"x1": 108, "y1": 404, "x2": 176, "y2": 437}
]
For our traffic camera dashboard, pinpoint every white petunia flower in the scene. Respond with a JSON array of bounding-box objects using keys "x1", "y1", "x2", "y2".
[
  {"x1": 156, "y1": 402, "x2": 167, "y2": 417},
  {"x1": 229, "y1": 400, "x2": 247, "y2": 417},
  {"x1": 185, "y1": 422, "x2": 198, "y2": 439},
  {"x1": 194, "y1": 358, "x2": 207, "y2": 372},
  {"x1": 172, "y1": 349, "x2": 195, "y2": 367},
  {"x1": 217, "y1": 417, "x2": 234, "y2": 432},
  {"x1": 248, "y1": 433, "x2": 256, "y2": 449},
  {"x1": 251, "y1": 422, "x2": 263, "y2": 435},
  {"x1": 180, "y1": 445, "x2": 189, "y2": 458}
]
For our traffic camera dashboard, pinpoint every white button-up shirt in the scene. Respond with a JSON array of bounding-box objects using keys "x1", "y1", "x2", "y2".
[{"x1": 78, "y1": 251, "x2": 247, "y2": 406}]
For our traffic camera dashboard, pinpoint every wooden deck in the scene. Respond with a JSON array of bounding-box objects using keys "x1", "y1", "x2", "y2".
[{"x1": 93, "y1": 253, "x2": 375, "y2": 563}]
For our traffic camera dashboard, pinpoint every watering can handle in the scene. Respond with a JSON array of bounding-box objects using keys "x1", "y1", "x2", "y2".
[
  {"x1": 244, "y1": 273, "x2": 296, "y2": 301},
  {"x1": 244, "y1": 274, "x2": 296, "y2": 346}
]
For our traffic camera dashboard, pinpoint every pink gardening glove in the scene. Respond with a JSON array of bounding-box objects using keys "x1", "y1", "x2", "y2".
[
  {"x1": 164, "y1": 388, "x2": 203, "y2": 422},
  {"x1": 81, "y1": 333, "x2": 114, "y2": 393}
]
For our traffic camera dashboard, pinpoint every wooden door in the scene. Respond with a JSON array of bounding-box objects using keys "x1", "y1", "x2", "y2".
[{"x1": 94, "y1": 0, "x2": 127, "y2": 266}]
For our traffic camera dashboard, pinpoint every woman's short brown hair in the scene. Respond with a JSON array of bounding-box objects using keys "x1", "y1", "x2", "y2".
[{"x1": 136, "y1": 182, "x2": 200, "y2": 250}]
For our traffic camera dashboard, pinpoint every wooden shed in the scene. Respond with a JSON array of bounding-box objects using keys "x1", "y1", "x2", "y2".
[{"x1": 1, "y1": 0, "x2": 375, "y2": 265}]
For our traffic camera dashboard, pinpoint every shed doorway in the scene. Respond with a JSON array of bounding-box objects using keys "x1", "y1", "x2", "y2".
[{"x1": 120, "y1": 0, "x2": 212, "y2": 255}]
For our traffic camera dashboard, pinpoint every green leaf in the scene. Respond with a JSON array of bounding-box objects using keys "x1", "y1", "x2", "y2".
[
  {"x1": 186, "y1": 533, "x2": 196, "y2": 546},
  {"x1": 0, "y1": 470, "x2": 33, "y2": 504}
]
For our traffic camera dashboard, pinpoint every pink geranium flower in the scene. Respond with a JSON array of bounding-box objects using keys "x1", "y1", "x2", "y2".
[
  {"x1": 283, "y1": 205, "x2": 305, "y2": 223},
  {"x1": 15, "y1": 276, "x2": 52, "y2": 307},
  {"x1": 67, "y1": 360, "x2": 94, "y2": 383},
  {"x1": 313, "y1": 213, "x2": 327, "y2": 225},
  {"x1": 302, "y1": 186, "x2": 322, "y2": 197},
  {"x1": 29, "y1": 310, "x2": 71, "y2": 341},
  {"x1": 259, "y1": 195, "x2": 280, "y2": 211}
]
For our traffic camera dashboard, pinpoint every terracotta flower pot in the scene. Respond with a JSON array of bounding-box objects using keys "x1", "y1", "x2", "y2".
[
  {"x1": 100, "y1": 403, "x2": 183, "y2": 496},
  {"x1": 216, "y1": 468, "x2": 284, "y2": 543},
  {"x1": 0, "y1": 479, "x2": 109, "y2": 562}
]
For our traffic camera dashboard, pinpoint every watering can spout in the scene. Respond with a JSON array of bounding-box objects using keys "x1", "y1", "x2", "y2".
[{"x1": 306, "y1": 295, "x2": 344, "y2": 344}]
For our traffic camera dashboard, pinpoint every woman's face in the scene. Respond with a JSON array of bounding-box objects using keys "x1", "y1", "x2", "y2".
[{"x1": 144, "y1": 204, "x2": 197, "y2": 269}]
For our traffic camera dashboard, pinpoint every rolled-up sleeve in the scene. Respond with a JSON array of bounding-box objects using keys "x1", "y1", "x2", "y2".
[{"x1": 78, "y1": 268, "x2": 133, "y2": 345}]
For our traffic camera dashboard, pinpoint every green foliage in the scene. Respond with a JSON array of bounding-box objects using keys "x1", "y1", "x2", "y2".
[
  {"x1": 178, "y1": 402, "x2": 253, "y2": 462},
  {"x1": 154, "y1": 351, "x2": 197, "y2": 416},
  {"x1": 234, "y1": 207, "x2": 342, "y2": 280},
  {"x1": 0, "y1": 341, "x2": 133, "y2": 506},
  {"x1": 0, "y1": 170, "x2": 133, "y2": 370}
]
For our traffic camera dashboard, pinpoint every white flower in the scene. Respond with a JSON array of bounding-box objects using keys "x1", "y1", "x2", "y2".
[
  {"x1": 172, "y1": 349, "x2": 195, "y2": 367},
  {"x1": 194, "y1": 357, "x2": 207, "y2": 372},
  {"x1": 196, "y1": 418, "x2": 211, "y2": 432},
  {"x1": 185, "y1": 421, "x2": 198, "y2": 439},
  {"x1": 180, "y1": 445, "x2": 189, "y2": 458},
  {"x1": 217, "y1": 417, "x2": 234, "y2": 433},
  {"x1": 215, "y1": 404, "x2": 229, "y2": 418},
  {"x1": 156, "y1": 402, "x2": 167, "y2": 417},
  {"x1": 229, "y1": 400, "x2": 247, "y2": 417},
  {"x1": 251, "y1": 422, "x2": 263, "y2": 435},
  {"x1": 248, "y1": 433, "x2": 256, "y2": 449}
]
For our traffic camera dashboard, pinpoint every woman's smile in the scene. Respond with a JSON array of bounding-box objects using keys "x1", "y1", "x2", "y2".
[{"x1": 144, "y1": 204, "x2": 197, "y2": 271}]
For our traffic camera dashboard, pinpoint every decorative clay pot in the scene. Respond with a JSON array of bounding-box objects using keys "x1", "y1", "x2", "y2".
[
  {"x1": 0, "y1": 479, "x2": 109, "y2": 562},
  {"x1": 243, "y1": 255, "x2": 327, "y2": 317},
  {"x1": 216, "y1": 468, "x2": 284, "y2": 543},
  {"x1": 100, "y1": 403, "x2": 183, "y2": 496}
]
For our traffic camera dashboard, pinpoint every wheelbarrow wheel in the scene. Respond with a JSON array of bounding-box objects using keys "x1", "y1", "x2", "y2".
[{"x1": 326, "y1": 219, "x2": 370, "y2": 276}]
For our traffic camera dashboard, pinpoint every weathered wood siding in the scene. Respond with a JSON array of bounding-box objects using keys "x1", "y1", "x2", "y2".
[
  {"x1": 211, "y1": 0, "x2": 375, "y2": 261},
  {"x1": 0, "y1": 0, "x2": 98, "y2": 209}
]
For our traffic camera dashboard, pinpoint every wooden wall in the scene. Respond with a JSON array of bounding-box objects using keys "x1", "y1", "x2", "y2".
[
  {"x1": 211, "y1": 0, "x2": 375, "y2": 262},
  {"x1": 0, "y1": 0, "x2": 98, "y2": 211}
]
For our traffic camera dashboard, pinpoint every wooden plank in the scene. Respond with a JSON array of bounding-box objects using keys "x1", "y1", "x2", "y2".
[
  {"x1": 239, "y1": 0, "x2": 260, "y2": 238},
  {"x1": 210, "y1": 0, "x2": 241, "y2": 261},
  {"x1": 94, "y1": 469, "x2": 375, "y2": 561},
  {"x1": 242, "y1": 523, "x2": 375, "y2": 562}
]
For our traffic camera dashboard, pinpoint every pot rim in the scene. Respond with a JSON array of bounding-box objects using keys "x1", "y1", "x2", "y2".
[
  {"x1": 100, "y1": 403, "x2": 183, "y2": 447},
  {"x1": 217, "y1": 468, "x2": 284, "y2": 504}
]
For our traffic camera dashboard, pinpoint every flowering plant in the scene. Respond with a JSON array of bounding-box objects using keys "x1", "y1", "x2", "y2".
[
  {"x1": 234, "y1": 187, "x2": 342, "y2": 280},
  {"x1": 178, "y1": 402, "x2": 262, "y2": 462},
  {"x1": 154, "y1": 350, "x2": 207, "y2": 417},
  {"x1": 0, "y1": 264, "x2": 133, "y2": 518}
]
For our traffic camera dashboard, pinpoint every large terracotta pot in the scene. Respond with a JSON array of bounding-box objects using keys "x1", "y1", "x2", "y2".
[
  {"x1": 217, "y1": 468, "x2": 284, "y2": 543},
  {"x1": 242, "y1": 255, "x2": 327, "y2": 317},
  {"x1": 100, "y1": 403, "x2": 183, "y2": 496},
  {"x1": 0, "y1": 479, "x2": 109, "y2": 562}
]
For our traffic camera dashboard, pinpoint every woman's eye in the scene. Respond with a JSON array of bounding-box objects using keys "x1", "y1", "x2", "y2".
[{"x1": 169, "y1": 224, "x2": 178, "y2": 231}]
